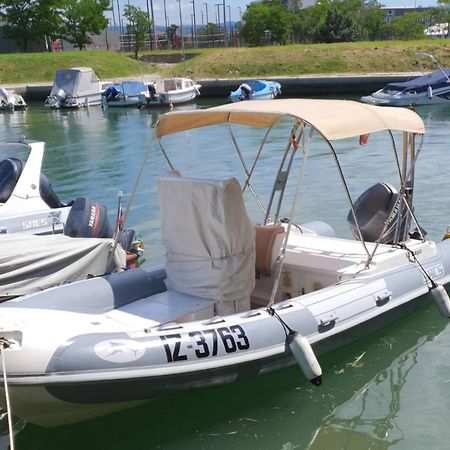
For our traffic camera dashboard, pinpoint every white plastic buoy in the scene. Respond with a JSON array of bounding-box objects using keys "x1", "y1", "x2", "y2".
[
  {"x1": 289, "y1": 332, "x2": 322, "y2": 385},
  {"x1": 431, "y1": 284, "x2": 450, "y2": 318},
  {"x1": 428, "y1": 85, "x2": 433, "y2": 100}
]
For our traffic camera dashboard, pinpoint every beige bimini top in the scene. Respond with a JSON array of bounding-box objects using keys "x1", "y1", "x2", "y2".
[{"x1": 155, "y1": 98, "x2": 425, "y2": 141}]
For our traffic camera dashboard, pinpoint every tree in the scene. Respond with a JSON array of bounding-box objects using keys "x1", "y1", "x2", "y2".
[
  {"x1": 123, "y1": 4, "x2": 151, "y2": 59},
  {"x1": 240, "y1": 0, "x2": 294, "y2": 46},
  {"x1": 166, "y1": 24, "x2": 179, "y2": 49},
  {"x1": 1, "y1": 0, "x2": 62, "y2": 52},
  {"x1": 362, "y1": 4, "x2": 389, "y2": 40},
  {"x1": 316, "y1": 6, "x2": 359, "y2": 43},
  {"x1": 391, "y1": 12, "x2": 425, "y2": 40},
  {"x1": 241, "y1": 3, "x2": 271, "y2": 46},
  {"x1": 60, "y1": 0, "x2": 109, "y2": 50}
]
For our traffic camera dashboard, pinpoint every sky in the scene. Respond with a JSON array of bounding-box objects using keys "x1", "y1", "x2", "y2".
[{"x1": 109, "y1": 0, "x2": 440, "y2": 29}]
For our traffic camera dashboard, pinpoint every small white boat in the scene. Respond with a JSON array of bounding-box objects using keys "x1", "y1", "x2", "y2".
[
  {"x1": 138, "y1": 77, "x2": 201, "y2": 108},
  {"x1": 0, "y1": 140, "x2": 70, "y2": 235},
  {"x1": 229, "y1": 79, "x2": 281, "y2": 102},
  {"x1": 0, "y1": 139, "x2": 142, "y2": 265},
  {"x1": 0, "y1": 88, "x2": 27, "y2": 111},
  {"x1": 2, "y1": 99, "x2": 450, "y2": 428},
  {"x1": 101, "y1": 81, "x2": 149, "y2": 107},
  {"x1": 45, "y1": 67, "x2": 111, "y2": 109},
  {"x1": 361, "y1": 52, "x2": 450, "y2": 107}
]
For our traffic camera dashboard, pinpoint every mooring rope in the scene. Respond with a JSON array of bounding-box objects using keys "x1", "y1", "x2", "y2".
[
  {"x1": 0, "y1": 339, "x2": 14, "y2": 450},
  {"x1": 397, "y1": 243, "x2": 437, "y2": 290},
  {"x1": 267, "y1": 307, "x2": 295, "y2": 339}
]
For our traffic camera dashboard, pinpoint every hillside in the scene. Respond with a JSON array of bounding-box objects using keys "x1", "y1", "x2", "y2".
[{"x1": 1, "y1": 40, "x2": 449, "y2": 84}]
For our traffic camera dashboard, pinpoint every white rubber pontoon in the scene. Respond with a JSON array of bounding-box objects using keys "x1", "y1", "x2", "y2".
[{"x1": 1, "y1": 99, "x2": 450, "y2": 428}]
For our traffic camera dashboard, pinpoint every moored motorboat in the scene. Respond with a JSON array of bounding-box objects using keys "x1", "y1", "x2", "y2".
[
  {"x1": 0, "y1": 139, "x2": 143, "y2": 267},
  {"x1": 361, "y1": 52, "x2": 450, "y2": 106},
  {"x1": 101, "y1": 81, "x2": 150, "y2": 107},
  {"x1": 45, "y1": 67, "x2": 111, "y2": 109},
  {"x1": 138, "y1": 77, "x2": 201, "y2": 108},
  {"x1": 2, "y1": 99, "x2": 450, "y2": 428},
  {"x1": 229, "y1": 79, "x2": 282, "y2": 102},
  {"x1": 0, "y1": 88, "x2": 27, "y2": 111}
]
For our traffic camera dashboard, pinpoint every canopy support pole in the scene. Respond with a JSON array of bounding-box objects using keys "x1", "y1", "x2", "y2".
[
  {"x1": 267, "y1": 127, "x2": 313, "y2": 308},
  {"x1": 227, "y1": 121, "x2": 270, "y2": 217},
  {"x1": 265, "y1": 121, "x2": 301, "y2": 225}
]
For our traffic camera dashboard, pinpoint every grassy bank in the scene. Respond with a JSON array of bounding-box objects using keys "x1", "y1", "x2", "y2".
[
  {"x1": 173, "y1": 40, "x2": 450, "y2": 78},
  {"x1": 1, "y1": 40, "x2": 450, "y2": 84},
  {"x1": 0, "y1": 50, "x2": 158, "y2": 84}
]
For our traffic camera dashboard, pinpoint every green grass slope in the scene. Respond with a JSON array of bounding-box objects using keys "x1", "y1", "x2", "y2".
[
  {"x1": 1, "y1": 40, "x2": 450, "y2": 84},
  {"x1": 0, "y1": 50, "x2": 158, "y2": 84}
]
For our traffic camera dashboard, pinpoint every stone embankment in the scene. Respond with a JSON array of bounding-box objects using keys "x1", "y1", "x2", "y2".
[{"x1": 8, "y1": 73, "x2": 414, "y2": 101}]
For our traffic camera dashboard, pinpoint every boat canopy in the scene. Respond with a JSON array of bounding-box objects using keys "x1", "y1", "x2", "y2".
[
  {"x1": 384, "y1": 68, "x2": 450, "y2": 93},
  {"x1": 110, "y1": 81, "x2": 147, "y2": 96},
  {"x1": 156, "y1": 99, "x2": 425, "y2": 141},
  {"x1": 49, "y1": 67, "x2": 101, "y2": 97}
]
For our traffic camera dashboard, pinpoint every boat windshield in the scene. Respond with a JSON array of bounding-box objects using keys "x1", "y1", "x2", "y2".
[
  {"x1": 383, "y1": 68, "x2": 450, "y2": 94},
  {"x1": 0, "y1": 142, "x2": 30, "y2": 163}
]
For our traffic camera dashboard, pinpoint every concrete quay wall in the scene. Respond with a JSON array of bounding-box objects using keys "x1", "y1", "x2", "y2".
[
  {"x1": 12, "y1": 73, "x2": 411, "y2": 101},
  {"x1": 197, "y1": 74, "x2": 410, "y2": 98}
]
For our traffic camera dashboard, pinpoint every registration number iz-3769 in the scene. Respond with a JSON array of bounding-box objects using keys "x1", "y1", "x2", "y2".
[{"x1": 160, "y1": 325, "x2": 250, "y2": 362}]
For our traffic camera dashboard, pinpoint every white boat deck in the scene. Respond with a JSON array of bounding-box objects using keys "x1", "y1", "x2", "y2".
[{"x1": 285, "y1": 233, "x2": 438, "y2": 277}]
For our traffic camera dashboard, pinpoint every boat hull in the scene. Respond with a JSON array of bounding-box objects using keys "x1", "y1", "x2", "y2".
[
  {"x1": 0, "y1": 237, "x2": 449, "y2": 427},
  {"x1": 0, "y1": 286, "x2": 433, "y2": 427},
  {"x1": 361, "y1": 90, "x2": 450, "y2": 106},
  {"x1": 103, "y1": 95, "x2": 143, "y2": 107},
  {"x1": 139, "y1": 89, "x2": 198, "y2": 108},
  {"x1": 45, "y1": 92, "x2": 105, "y2": 109}
]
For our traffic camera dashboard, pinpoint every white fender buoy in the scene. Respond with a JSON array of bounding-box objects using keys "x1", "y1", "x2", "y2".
[
  {"x1": 431, "y1": 284, "x2": 450, "y2": 318},
  {"x1": 289, "y1": 332, "x2": 322, "y2": 385},
  {"x1": 428, "y1": 85, "x2": 433, "y2": 100}
]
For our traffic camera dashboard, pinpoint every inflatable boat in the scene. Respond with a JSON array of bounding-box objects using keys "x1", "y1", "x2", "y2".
[{"x1": 1, "y1": 99, "x2": 450, "y2": 428}]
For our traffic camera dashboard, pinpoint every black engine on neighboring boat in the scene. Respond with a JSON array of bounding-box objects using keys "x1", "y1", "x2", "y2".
[{"x1": 63, "y1": 197, "x2": 139, "y2": 261}]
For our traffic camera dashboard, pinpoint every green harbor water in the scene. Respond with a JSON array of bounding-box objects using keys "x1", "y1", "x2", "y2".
[{"x1": 2, "y1": 99, "x2": 450, "y2": 449}]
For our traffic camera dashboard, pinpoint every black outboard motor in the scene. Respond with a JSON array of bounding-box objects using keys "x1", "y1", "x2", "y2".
[
  {"x1": 148, "y1": 83, "x2": 157, "y2": 100},
  {"x1": 39, "y1": 173, "x2": 64, "y2": 208},
  {"x1": 347, "y1": 182, "x2": 408, "y2": 244},
  {"x1": 239, "y1": 83, "x2": 252, "y2": 101},
  {"x1": 64, "y1": 197, "x2": 113, "y2": 239},
  {"x1": 0, "y1": 158, "x2": 23, "y2": 203}
]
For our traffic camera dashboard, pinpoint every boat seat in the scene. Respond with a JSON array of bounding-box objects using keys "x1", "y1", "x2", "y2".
[
  {"x1": 158, "y1": 174, "x2": 255, "y2": 316},
  {"x1": 255, "y1": 224, "x2": 285, "y2": 276},
  {"x1": 0, "y1": 158, "x2": 23, "y2": 204}
]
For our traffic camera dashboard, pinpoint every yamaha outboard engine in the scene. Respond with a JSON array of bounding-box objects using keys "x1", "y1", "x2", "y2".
[
  {"x1": 347, "y1": 182, "x2": 408, "y2": 244},
  {"x1": 64, "y1": 197, "x2": 113, "y2": 239},
  {"x1": 0, "y1": 158, "x2": 23, "y2": 203}
]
